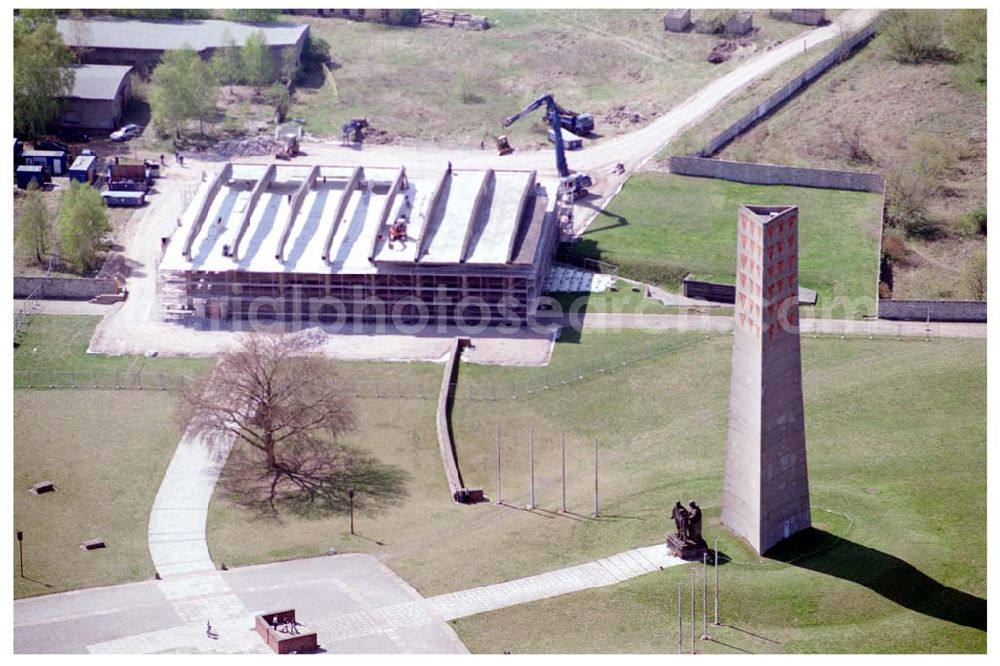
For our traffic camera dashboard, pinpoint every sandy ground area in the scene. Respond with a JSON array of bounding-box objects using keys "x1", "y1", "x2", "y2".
[{"x1": 85, "y1": 10, "x2": 882, "y2": 367}]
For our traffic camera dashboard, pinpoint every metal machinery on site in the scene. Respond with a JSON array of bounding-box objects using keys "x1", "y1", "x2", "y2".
[
  {"x1": 502, "y1": 93, "x2": 593, "y2": 201},
  {"x1": 342, "y1": 117, "x2": 369, "y2": 146}
]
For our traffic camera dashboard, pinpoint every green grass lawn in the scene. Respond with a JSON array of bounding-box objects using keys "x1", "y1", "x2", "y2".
[
  {"x1": 545, "y1": 289, "x2": 732, "y2": 317},
  {"x1": 205, "y1": 327, "x2": 984, "y2": 653},
  {"x1": 13, "y1": 390, "x2": 183, "y2": 598},
  {"x1": 14, "y1": 315, "x2": 213, "y2": 379},
  {"x1": 290, "y1": 10, "x2": 818, "y2": 146},
  {"x1": 570, "y1": 174, "x2": 883, "y2": 318}
]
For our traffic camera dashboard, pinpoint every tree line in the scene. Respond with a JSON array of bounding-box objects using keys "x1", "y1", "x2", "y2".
[
  {"x1": 149, "y1": 29, "x2": 313, "y2": 139},
  {"x1": 17, "y1": 181, "x2": 110, "y2": 274}
]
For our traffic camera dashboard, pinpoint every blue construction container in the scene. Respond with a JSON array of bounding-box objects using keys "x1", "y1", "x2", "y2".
[
  {"x1": 16, "y1": 165, "x2": 45, "y2": 190},
  {"x1": 68, "y1": 155, "x2": 98, "y2": 184},
  {"x1": 21, "y1": 149, "x2": 68, "y2": 176},
  {"x1": 101, "y1": 190, "x2": 145, "y2": 207}
]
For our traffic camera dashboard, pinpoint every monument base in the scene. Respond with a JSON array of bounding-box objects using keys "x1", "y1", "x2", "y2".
[{"x1": 667, "y1": 534, "x2": 709, "y2": 561}]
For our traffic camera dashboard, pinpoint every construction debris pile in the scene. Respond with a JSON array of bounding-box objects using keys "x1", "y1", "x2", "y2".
[
  {"x1": 361, "y1": 125, "x2": 399, "y2": 145},
  {"x1": 707, "y1": 38, "x2": 758, "y2": 64},
  {"x1": 599, "y1": 105, "x2": 648, "y2": 127},
  {"x1": 420, "y1": 9, "x2": 490, "y2": 30},
  {"x1": 288, "y1": 327, "x2": 330, "y2": 348},
  {"x1": 213, "y1": 136, "x2": 283, "y2": 158}
]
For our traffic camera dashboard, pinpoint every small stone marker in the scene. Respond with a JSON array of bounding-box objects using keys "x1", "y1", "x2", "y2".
[
  {"x1": 30, "y1": 481, "x2": 55, "y2": 494},
  {"x1": 80, "y1": 538, "x2": 106, "y2": 550}
]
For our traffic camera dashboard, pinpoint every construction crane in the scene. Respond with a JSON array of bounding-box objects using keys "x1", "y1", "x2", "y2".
[
  {"x1": 551, "y1": 101, "x2": 594, "y2": 137},
  {"x1": 502, "y1": 93, "x2": 593, "y2": 199}
]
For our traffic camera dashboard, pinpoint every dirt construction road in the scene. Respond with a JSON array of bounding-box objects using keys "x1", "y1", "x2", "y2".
[
  {"x1": 88, "y1": 10, "x2": 883, "y2": 364},
  {"x1": 233, "y1": 9, "x2": 880, "y2": 232}
]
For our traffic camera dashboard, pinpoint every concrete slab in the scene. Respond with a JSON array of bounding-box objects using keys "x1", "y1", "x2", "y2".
[
  {"x1": 420, "y1": 170, "x2": 487, "y2": 264},
  {"x1": 465, "y1": 170, "x2": 534, "y2": 264}
]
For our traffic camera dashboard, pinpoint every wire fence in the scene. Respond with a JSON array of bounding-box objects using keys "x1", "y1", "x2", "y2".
[
  {"x1": 13, "y1": 286, "x2": 42, "y2": 343},
  {"x1": 11, "y1": 369, "x2": 438, "y2": 399},
  {"x1": 14, "y1": 333, "x2": 719, "y2": 400},
  {"x1": 450, "y1": 333, "x2": 717, "y2": 401}
]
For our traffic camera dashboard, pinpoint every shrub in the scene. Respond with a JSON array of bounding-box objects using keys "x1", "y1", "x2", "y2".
[
  {"x1": 302, "y1": 35, "x2": 331, "y2": 67},
  {"x1": 965, "y1": 248, "x2": 986, "y2": 300},
  {"x1": 950, "y1": 9, "x2": 986, "y2": 86},
  {"x1": 956, "y1": 207, "x2": 986, "y2": 237},
  {"x1": 882, "y1": 9, "x2": 950, "y2": 64},
  {"x1": 881, "y1": 228, "x2": 909, "y2": 264},
  {"x1": 885, "y1": 133, "x2": 957, "y2": 233}
]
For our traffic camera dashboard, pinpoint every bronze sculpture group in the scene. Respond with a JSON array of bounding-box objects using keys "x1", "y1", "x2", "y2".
[{"x1": 668, "y1": 499, "x2": 708, "y2": 559}]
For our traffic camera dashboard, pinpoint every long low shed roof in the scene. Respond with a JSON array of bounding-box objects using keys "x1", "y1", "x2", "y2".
[
  {"x1": 158, "y1": 163, "x2": 556, "y2": 276},
  {"x1": 56, "y1": 18, "x2": 308, "y2": 52},
  {"x1": 63, "y1": 64, "x2": 132, "y2": 101}
]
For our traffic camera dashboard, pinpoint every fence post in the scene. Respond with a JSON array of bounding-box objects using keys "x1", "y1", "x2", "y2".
[
  {"x1": 495, "y1": 423, "x2": 502, "y2": 505},
  {"x1": 527, "y1": 427, "x2": 536, "y2": 510},
  {"x1": 593, "y1": 436, "x2": 600, "y2": 518}
]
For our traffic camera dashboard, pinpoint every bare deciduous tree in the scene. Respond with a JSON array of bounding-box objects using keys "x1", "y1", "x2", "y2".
[{"x1": 183, "y1": 334, "x2": 406, "y2": 515}]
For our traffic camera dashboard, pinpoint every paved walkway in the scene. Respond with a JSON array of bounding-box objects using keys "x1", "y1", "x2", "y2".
[
  {"x1": 148, "y1": 428, "x2": 234, "y2": 578},
  {"x1": 428, "y1": 545, "x2": 683, "y2": 620},
  {"x1": 15, "y1": 544, "x2": 684, "y2": 654}
]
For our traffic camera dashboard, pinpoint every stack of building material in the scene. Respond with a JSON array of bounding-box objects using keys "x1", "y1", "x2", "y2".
[
  {"x1": 725, "y1": 10, "x2": 755, "y2": 36},
  {"x1": 663, "y1": 9, "x2": 692, "y2": 32},
  {"x1": 420, "y1": 9, "x2": 490, "y2": 30},
  {"x1": 694, "y1": 10, "x2": 724, "y2": 34},
  {"x1": 544, "y1": 265, "x2": 615, "y2": 293},
  {"x1": 790, "y1": 8, "x2": 825, "y2": 26}
]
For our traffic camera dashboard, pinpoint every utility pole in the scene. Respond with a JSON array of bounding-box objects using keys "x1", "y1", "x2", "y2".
[
  {"x1": 527, "y1": 427, "x2": 535, "y2": 510},
  {"x1": 690, "y1": 567, "x2": 696, "y2": 654},
  {"x1": 592, "y1": 436, "x2": 599, "y2": 518},
  {"x1": 16, "y1": 530, "x2": 24, "y2": 578},
  {"x1": 712, "y1": 537, "x2": 721, "y2": 626},
  {"x1": 495, "y1": 424, "x2": 502, "y2": 505},
  {"x1": 677, "y1": 581, "x2": 683, "y2": 654},
  {"x1": 701, "y1": 552, "x2": 709, "y2": 640},
  {"x1": 348, "y1": 489, "x2": 355, "y2": 535},
  {"x1": 560, "y1": 433, "x2": 567, "y2": 513}
]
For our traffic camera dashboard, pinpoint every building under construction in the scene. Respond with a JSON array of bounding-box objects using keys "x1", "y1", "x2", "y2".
[{"x1": 157, "y1": 163, "x2": 559, "y2": 326}]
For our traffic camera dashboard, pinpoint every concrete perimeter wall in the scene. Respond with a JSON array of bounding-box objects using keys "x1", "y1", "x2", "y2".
[
  {"x1": 14, "y1": 276, "x2": 118, "y2": 300},
  {"x1": 436, "y1": 339, "x2": 466, "y2": 501},
  {"x1": 682, "y1": 277, "x2": 736, "y2": 303},
  {"x1": 670, "y1": 156, "x2": 885, "y2": 193},
  {"x1": 878, "y1": 299, "x2": 987, "y2": 322},
  {"x1": 698, "y1": 21, "x2": 879, "y2": 157}
]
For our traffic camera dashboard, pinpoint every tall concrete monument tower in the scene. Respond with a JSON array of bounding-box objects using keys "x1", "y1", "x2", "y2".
[{"x1": 722, "y1": 204, "x2": 811, "y2": 555}]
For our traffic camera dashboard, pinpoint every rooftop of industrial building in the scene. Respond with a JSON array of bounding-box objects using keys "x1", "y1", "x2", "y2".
[
  {"x1": 62, "y1": 64, "x2": 132, "y2": 101},
  {"x1": 56, "y1": 17, "x2": 308, "y2": 52},
  {"x1": 158, "y1": 163, "x2": 555, "y2": 276}
]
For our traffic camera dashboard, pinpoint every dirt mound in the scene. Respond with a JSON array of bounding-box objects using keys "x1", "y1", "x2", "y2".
[
  {"x1": 600, "y1": 105, "x2": 647, "y2": 127},
  {"x1": 213, "y1": 136, "x2": 282, "y2": 158},
  {"x1": 708, "y1": 38, "x2": 761, "y2": 64},
  {"x1": 363, "y1": 126, "x2": 401, "y2": 145}
]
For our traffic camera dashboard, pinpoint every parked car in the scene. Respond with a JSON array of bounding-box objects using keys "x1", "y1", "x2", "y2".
[
  {"x1": 55, "y1": 127, "x2": 90, "y2": 143},
  {"x1": 110, "y1": 124, "x2": 141, "y2": 142},
  {"x1": 35, "y1": 138, "x2": 68, "y2": 153}
]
